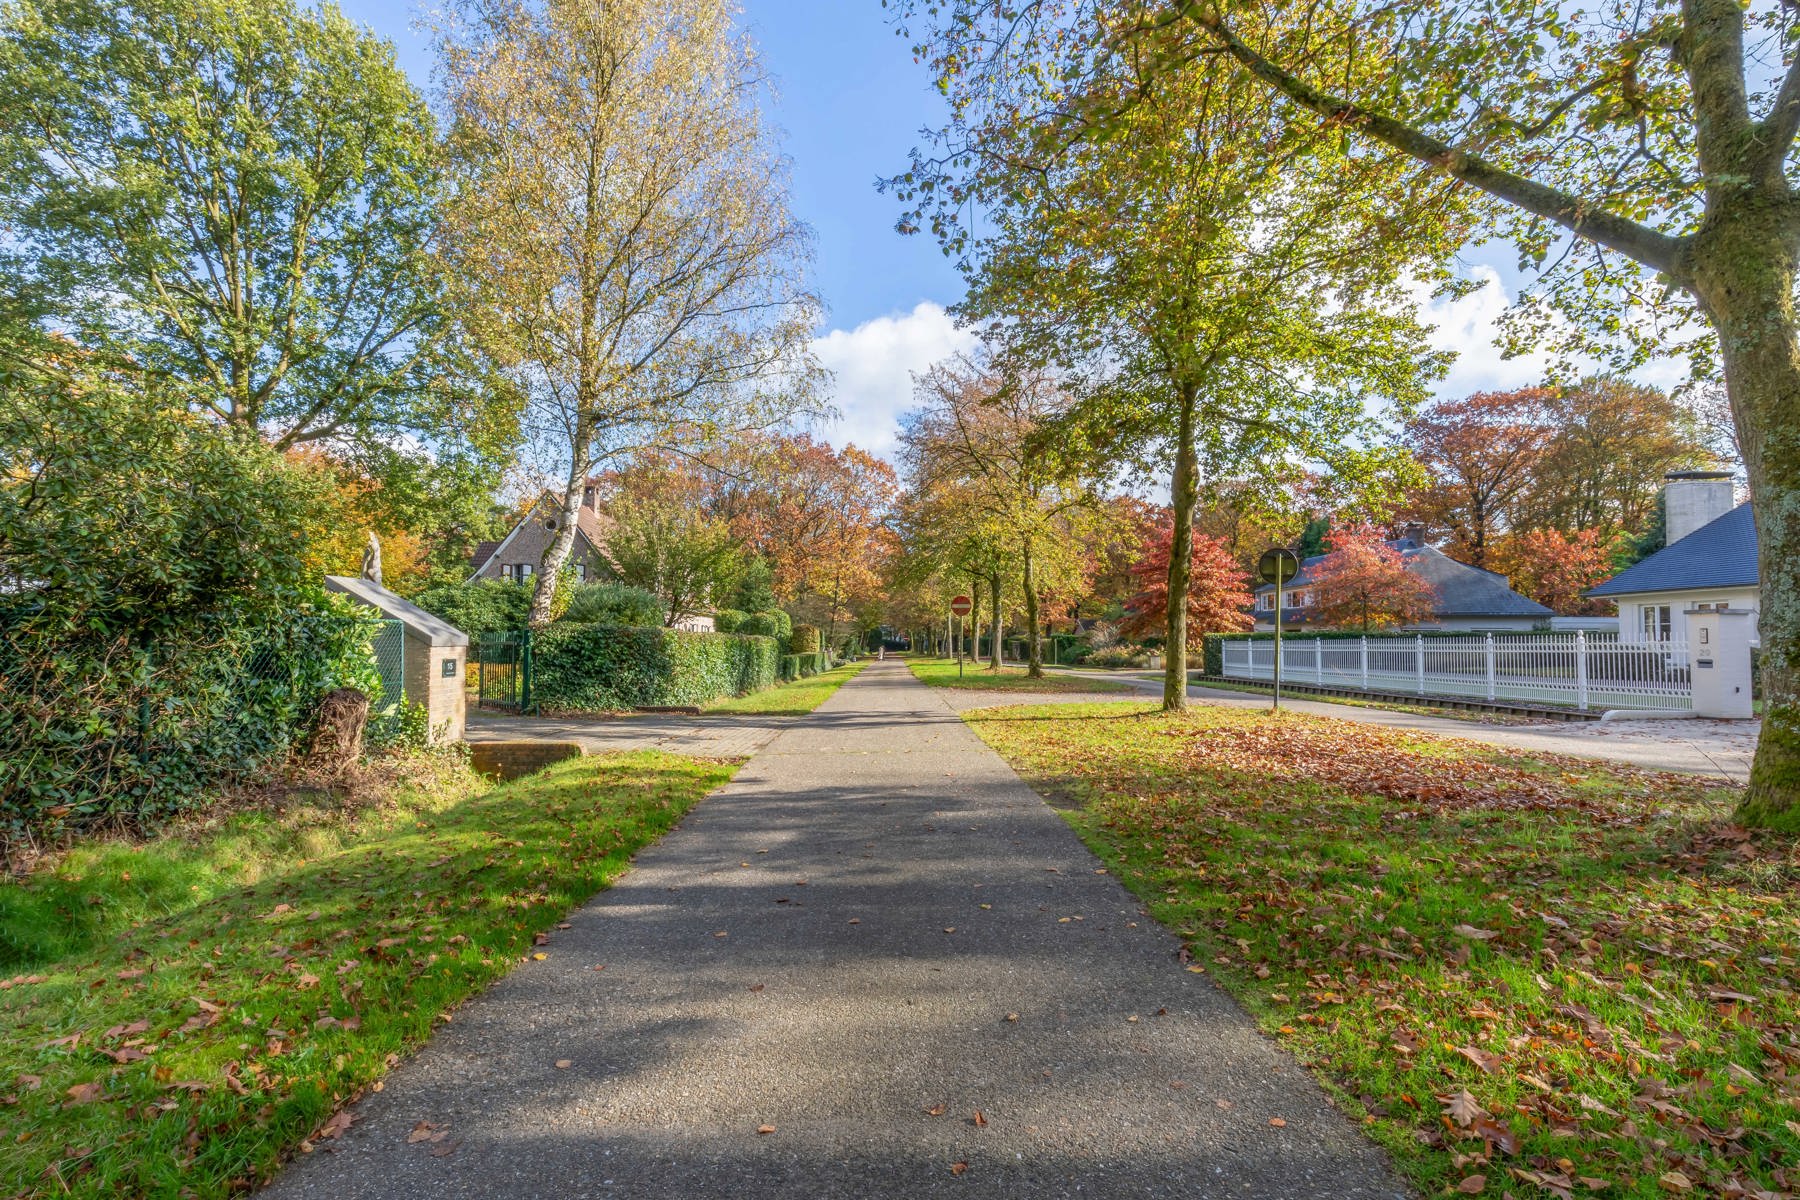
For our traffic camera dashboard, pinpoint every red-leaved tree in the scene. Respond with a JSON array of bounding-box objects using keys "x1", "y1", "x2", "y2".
[
  {"x1": 1122, "y1": 526, "x2": 1254, "y2": 644},
  {"x1": 1487, "y1": 528, "x2": 1619, "y2": 617},
  {"x1": 1309, "y1": 525, "x2": 1438, "y2": 630}
]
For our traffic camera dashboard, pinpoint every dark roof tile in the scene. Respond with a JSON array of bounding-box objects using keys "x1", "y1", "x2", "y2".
[{"x1": 1588, "y1": 503, "x2": 1758, "y2": 597}]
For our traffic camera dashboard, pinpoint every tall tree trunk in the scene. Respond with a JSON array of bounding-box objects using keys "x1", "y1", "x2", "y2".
[
  {"x1": 1023, "y1": 541, "x2": 1043, "y2": 677},
  {"x1": 990, "y1": 572, "x2": 1002, "y2": 669},
  {"x1": 1692, "y1": 218, "x2": 1800, "y2": 827},
  {"x1": 969, "y1": 570, "x2": 984, "y2": 666},
  {"x1": 529, "y1": 417, "x2": 592, "y2": 628},
  {"x1": 1164, "y1": 383, "x2": 1199, "y2": 711}
]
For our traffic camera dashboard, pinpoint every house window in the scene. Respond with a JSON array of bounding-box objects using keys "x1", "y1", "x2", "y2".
[
  {"x1": 1641, "y1": 603, "x2": 1672, "y2": 641},
  {"x1": 502, "y1": 563, "x2": 534, "y2": 583},
  {"x1": 572, "y1": 562, "x2": 587, "y2": 582}
]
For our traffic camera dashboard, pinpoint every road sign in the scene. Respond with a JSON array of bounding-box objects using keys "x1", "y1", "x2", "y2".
[
  {"x1": 1256, "y1": 547, "x2": 1301, "y2": 586},
  {"x1": 949, "y1": 594, "x2": 973, "y2": 617}
]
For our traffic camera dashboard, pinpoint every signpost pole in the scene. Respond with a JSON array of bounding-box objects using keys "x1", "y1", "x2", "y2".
[{"x1": 1273, "y1": 582, "x2": 1283, "y2": 713}]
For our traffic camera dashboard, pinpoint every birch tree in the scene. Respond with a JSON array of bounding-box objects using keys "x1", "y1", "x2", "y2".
[{"x1": 439, "y1": 0, "x2": 821, "y2": 626}]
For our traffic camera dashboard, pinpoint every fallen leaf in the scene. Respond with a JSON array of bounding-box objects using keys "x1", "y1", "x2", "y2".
[
  {"x1": 317, "y1": 1110, "x2": 354, "y2": 1140},
  {"x1": 429, "y1": 1140, "x2": 459, "y2": 1157},
  {"x1": 1452, "y1": 925, "x2": 1499, "y2": 941},
  {"x1": 1659, "y1": 1171, "x2": 1692, "y2": 1192},
  {"x1": 407, "y1": 1121, "x2": 440, "y2": 1144},
  {"x1": 950, "y1": 1161, "x2": 968, "y2": 1176},
  {"x1": 1441, "y1": 1090, "x2": 1485, "y2": 1127},
  {"x1": 555, "y1": 1060, "x2": 572, "y2": 1069},
  {"x1": 1269, "y1": 1117, "x2": 1287, "y2": 1128},
  {"x1": 756, "y1": 1124, "x2": 776, "y2": 1135},
  {"x1": 972, "y1": 1109, "x2": 988, "y2": 1128},
  {"x1": 925, "y1": 1104, "x2": 946, "y2": 1116},
  {"x1": 1456, "y1": 1175, "x2": 1487, "y2": 1194},
  {"x1": 1456, "y1": 1045, "x2": 1504, "y2": 1074},
  {"x1": 63, "y1": 1082, "x2": 104, "y2": 1106}
]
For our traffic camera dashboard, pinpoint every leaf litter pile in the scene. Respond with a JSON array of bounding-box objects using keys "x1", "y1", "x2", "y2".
[
  {"x1": 0, "y1": 751, "x2": 735, "y2": 1200},
  {"x1": 969, "y1": 701, "x2": 1797, "y2": 1199}
]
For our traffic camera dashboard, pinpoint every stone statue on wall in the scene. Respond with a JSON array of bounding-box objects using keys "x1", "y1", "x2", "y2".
[{"x1": 361, "y1": 531, "x2": 383, "y2": 588}]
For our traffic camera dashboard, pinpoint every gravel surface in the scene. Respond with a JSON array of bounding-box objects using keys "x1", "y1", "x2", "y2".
[{"x1": 260, "y1": 661, "x2": 1404, "y2": 1200}]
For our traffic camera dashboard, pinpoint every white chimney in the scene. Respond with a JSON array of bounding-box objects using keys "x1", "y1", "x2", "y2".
[{"x1": 1664, "y1": 470, "x2": 1735, "y2": 545}]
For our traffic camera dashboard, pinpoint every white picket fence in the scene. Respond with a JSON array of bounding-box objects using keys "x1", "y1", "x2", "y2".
[{"x1": 1217, "y1": 631, "x2": 1693, "y2": 712}]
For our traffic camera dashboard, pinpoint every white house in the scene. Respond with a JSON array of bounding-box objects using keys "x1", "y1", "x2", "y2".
[{"x1": 1587, "y1": 471, "x2": 1758, "y2": 646}]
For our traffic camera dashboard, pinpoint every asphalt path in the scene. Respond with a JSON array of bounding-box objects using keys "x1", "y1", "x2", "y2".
[{"x1": 260, "y1": 660, "x2": 1403, "y2": 1200}]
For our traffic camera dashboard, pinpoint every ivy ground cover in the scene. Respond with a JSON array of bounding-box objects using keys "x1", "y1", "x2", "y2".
[
  {"x1": 0, "y1": 752, "x2": 736, "y2": 1199},
  {"x1": 966, "y1": 700, "x2": 1796, "y2": 1199}
]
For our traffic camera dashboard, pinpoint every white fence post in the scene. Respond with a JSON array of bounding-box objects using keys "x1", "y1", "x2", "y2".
[
  {"x1": 1313, "y1": 637, "x2": 1324, "y2": 683},
  {"x1": 1414, "y1": 634, "x2": 1425, "y2": 695},
  {"x1": 1359, "y1": 635, "x2": 1368, "y2": 689},
  {"x1": 1576, "y1": 630, "x2": 1589, "y2": 711},
  {"x1": 1484, "y1": 632, "x2": 1496, "y2": 702}
]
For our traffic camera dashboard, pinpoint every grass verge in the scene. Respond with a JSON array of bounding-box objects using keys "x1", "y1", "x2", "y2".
[
  {"x1": 964, "y1": 699, "x2": 1792, "y2": 1199},
  {"x1": 1184, "y1": 677, "x2": 1554, "y2": 725},
  {"x1": 0, "y1": 751, "x2": 736, "y2": 1199},
  {"x1": 704, "y1": 661, "x2": 869, "y2": 714},
  {"x1": 907, "y1": 657, "x2": 1131, "y2": 694}
]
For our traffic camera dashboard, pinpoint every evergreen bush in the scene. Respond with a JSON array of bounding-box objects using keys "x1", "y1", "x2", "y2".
[{"x1": 533, "y1": 625, "x2": 778, "y2": 711}]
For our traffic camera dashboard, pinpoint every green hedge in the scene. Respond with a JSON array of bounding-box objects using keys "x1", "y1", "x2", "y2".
[
  {"x1": 712, "y1": 609, "x2": 749, "y2": 633},
  {"x1": 533, "y1": 624, "x2": 779, "y2": 711},
  {"x1": 791, "y1": 624, "x2": 821, "y2": 655},
  {"x1": 737, "y1": 609, "x2": 792, "y2": 646}
]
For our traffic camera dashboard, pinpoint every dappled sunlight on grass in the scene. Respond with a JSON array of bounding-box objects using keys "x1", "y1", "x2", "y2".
[
  {"x1": 906, "y1": 657, "x2": 1132, "y2": 693},
  {"x1": 0, "y1": 752, "x2": 737, "y2": 1199},
  {"x1": 966, "y1": 701, "x2": 1794, "y2": 1199}
]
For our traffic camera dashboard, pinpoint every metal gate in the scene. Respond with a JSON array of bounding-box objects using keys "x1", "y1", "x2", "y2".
[{"x1": 473, "y1": 630, "x2": 533, "y2": 712}]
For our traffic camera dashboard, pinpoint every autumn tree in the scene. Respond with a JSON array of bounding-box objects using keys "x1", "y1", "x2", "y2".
[
  {"x1": 1522, "y1": 378, "x2": 1717, "y2": 534},
  {"x1": 597, "y1": 497, "x2": 743, "y2": 627},
  {"x1": 1308, "y1": 526, "x2": 1439, "y2": 631},
  {"x1": 0, "y1": 0, "x2": 479, "y2": 450},
  {"x1": 1405, "y1": 389, "x2": 1555, "y2": 567},
  {"x1": 439, "y1": 0, "x2": 820, "y2": 627},
  {"x1": 1120, "y1": 526, "x2": 1255, "y2": 644},
  {"x1": 1488, "y1": 528, "x2": 1621, "y2": 617},
  {"x1": 902, "y1": 356, "x2": 1100, "y2": 677},
  {"x1": 893, "y1": 33, "x2": 1446, "y2": 708},
  {"x1": 893, "y1": 0, "x2": 1800, "y2": 821}
]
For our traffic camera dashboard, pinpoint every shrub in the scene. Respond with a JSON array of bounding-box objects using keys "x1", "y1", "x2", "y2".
[
  {"x1": 564, "y1": 582, "x2": 662, "y2": 627},
  {"x1": 712, "y1": 608, "x2": 749, "y2": 633},
  {"x1": 1081, "y1": 643, "x2": 1151, "y2": 669},
  {"x1": 533, "y1": 625, "x2": 778, "y2": 711},
  {"x1": 0, "y1": 369, "x2": 380, "y2": 846},
  {"x1": 413, "y1": 579, "x2": 533, "y2": 634},
  {"x1": 791, "y1": 623, "x2": 821, "y2": 655},
  {"x1": 737, "y1": 609, "x2": 792, "y2": 646}
]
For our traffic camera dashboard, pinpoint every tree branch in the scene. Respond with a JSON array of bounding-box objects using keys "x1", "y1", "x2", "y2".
[{"x1": 1171, "y1": 2, "x2": 1688, "y2": 278}]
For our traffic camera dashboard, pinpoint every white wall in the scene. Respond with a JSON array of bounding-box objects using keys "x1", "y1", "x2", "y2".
[{"x1": 1614, "y1": 587, "x2": 1761, "y2": 646}]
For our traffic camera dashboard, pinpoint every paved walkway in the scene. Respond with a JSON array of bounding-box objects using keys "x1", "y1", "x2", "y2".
[
  {"x1": 263, "y1": 661, "x2": 1401, "y2": 1200},
  {"x1": 467, "y1": 710, "x2": 793, "y2": 760},
  {"x1": 1046, "y1": 669, "x2": 1754, "y2": 782}
]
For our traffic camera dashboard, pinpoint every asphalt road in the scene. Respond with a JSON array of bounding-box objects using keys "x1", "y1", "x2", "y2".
[{"x1": 259, "y1": 660, "x2": 1403, "y2": 1199}]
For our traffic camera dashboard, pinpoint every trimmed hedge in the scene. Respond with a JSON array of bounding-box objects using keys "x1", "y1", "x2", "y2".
[
  {"x1": 534, "y1": 624, "x2": 779, "y2": 712},
  {"x1": 791, "y1": 624, "x2": 821, "y2": 655},
  {"x1": 737, "y1": 609, "x2": 792, "y2": 646},
  {"x1": 712, "y1": 609, "x2": 749, "y2": 633},
  {"x1": 779, "y1": 651, "x2": 828, "y2": 681}
]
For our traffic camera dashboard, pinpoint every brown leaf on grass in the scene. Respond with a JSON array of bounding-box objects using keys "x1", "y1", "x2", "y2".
[
  {"x1": 1658, "y1": 1171, "x2": 1693, "y2": 1192},
  {"x1": 1451, "y1": 925, "x2": 1499, "y2": 941},
  {"x1": 317, "y1": 1110, "x2": 355, "y2": 1139},
  {"x1": 950, "y1": 1161, "x2": 968, "y2": 1176},
  {"x1": 101, "y1": 1046, "x2": 148, "y2": 1064},
  {"x1": 1441, "y1": 1090, "x2": 1485, "y2": 1127},
  {"x1": 1456, "y1": 1046, "x2": 1504, "y2": 1074},
  {"x1": 116, "y1": 968, "x2": 145, "y2": 980},
  {"x1": 63, "y1": 1082, "x2": 104, "y2": 1106},
  {"x1": 1456, "y1": 1176, "x2": 1487, "y2": 1194},
  {"x1": 102, "y1": 1020, "x2": 149, "y2": 1040}
]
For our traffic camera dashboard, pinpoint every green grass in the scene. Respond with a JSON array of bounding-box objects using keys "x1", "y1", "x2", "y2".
[
  {"x1": 964, "y1": 700, "x2": 1792, "y2": 1199},
  {"x1": 1185, "y1": 676, "x2": 1551, "y2": 724},
  {"x1": 703, "y1": 661, "x2": 869, "y2": 714},
  {"x1": 907, "y1": 656, "x2": 1132, "y2": 693},
  {"x1": 0, "y1": 751, "x2": 736, "y2": 1199}
]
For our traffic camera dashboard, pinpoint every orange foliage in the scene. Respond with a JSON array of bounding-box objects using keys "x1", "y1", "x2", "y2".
[{"x1": 1120, "y1": 524, "x2": 1256, "y2": 644}]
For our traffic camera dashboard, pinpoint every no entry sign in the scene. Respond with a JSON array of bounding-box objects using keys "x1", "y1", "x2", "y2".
[{"x1": 949, "y1": 595, "x2": 973, "y2": 617}]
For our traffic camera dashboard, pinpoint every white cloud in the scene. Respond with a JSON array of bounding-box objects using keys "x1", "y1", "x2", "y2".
[
  {"x1": 1412, "y1": 264, "x2": 1693, "y2": 398},
  {"x1": 807, "y1": 301, "x2": 978, "y2": 459}
]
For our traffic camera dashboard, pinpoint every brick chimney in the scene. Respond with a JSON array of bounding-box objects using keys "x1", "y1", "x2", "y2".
[{"x1": 1664, "y1": 470, "x2": 1735, "y2": 546}]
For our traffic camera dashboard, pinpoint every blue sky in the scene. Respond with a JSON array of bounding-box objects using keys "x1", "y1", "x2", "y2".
[{"x1": 341, "y1": 1, "x2": 1688, "y2": 460}]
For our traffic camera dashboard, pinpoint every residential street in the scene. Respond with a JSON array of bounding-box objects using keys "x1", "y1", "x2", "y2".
[{"x1": 259, "y1": 661, "x2": 1402, "y2": 1199}]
